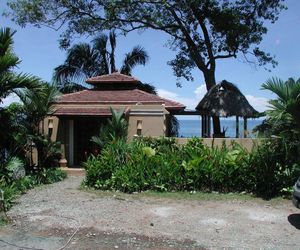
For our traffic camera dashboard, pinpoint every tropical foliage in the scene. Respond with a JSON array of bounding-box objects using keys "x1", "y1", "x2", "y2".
[
  {"x1": 0, "y1": 27, "x2": 41, "y2": 157},
  {"x1": 0, "y1": 28, "x2": 65, "y2": 216},
  {"x1": 255, "y1": 77, "x2": 300, "y2": 166},
  {"x1": 84, "y1": 137, "x2": 299, "y2": 198},
  {"x1": 0, "y1": 157, "x2": 66, "y2": 212},
  {"x1": 0, "y1": 27, "x2": 41, "y2": 103},
  {"x1": 91, "y1": 107, "x2": 128, "y2": 149},
  {"x1": 260, "y1": 77, "x2": 300, "y2": 136}
]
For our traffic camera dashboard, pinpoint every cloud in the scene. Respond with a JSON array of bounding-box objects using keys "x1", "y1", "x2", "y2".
[
  {"x1": 157, "y1": 89, "x2": 178, "y2": 99},
  {"x1": 157, "y1": 89, "x2": 199, "y2": 109},
  {"x1": 158, "y1": 86, "x2": 269, "y2": 112},
  {"x1": 194, "y1": 84, "x2": 207, "y2": 100},
  {"x1": 245, "y1": 95, "x2": 268, "y2": 112},
  {"x1": 0, "y1": 94, "x2": 21, "y2": 107}
]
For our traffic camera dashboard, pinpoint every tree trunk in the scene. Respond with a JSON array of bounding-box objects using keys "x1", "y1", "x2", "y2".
[{"x1": 204, "y1": 70, "x2": 221, "y2": 135}]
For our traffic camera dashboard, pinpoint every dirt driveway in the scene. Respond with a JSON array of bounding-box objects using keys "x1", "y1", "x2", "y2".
[{"x1": 0, "y1": 175, "x2": 300, "y2": 249}]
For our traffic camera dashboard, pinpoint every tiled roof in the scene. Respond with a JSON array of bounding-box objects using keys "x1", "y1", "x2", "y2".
[
  {"x1": 55, "y1": 89, "x2": 185, "y2": 110},
  {"x1": 54, "y1": 108, "x2": 112, "y2": 116},
  {"x1": 86, "y1": 72, "x2": 140, "y2": 84}
]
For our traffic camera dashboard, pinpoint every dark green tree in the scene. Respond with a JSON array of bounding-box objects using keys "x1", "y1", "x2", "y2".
[{"x1": 6, "y1": 0, "x2": 286, "y2": 134}]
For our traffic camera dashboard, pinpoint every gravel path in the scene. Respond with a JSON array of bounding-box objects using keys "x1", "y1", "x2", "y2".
[{"x1": 1, "y1": 175, "x2": 300, "y2": 249}]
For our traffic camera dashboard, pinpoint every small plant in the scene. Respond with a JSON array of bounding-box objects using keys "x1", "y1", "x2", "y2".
[
  {"x1": 91, "y1": 107, "x2": 128, "y2": 149},
  {"x1": 34, "y1": 168, "x2": 67, "y2": 185}
]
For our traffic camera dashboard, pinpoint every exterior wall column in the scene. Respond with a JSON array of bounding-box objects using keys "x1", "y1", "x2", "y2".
[{"x1": 68, "y1": 120, "x2": 74, "y2": 166}]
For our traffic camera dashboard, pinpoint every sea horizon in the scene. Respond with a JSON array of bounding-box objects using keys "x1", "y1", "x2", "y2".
[{"x1": 178, "y1": 119, "x2": 262, "y2": 138}]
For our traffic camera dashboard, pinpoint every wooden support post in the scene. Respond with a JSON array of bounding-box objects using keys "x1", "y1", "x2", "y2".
[
  {"x1": 201, "y1": 115, "x2": 205, "y2": 137},
  {"x1": 207, "y1": 115, "x2": 211, "y2": 138},
  {"x1": 236, "y1": 116, "x2": 239, "y2": 138},
  {"x1": 244, "y1": 117, "x2": 248, "y2": 138}
]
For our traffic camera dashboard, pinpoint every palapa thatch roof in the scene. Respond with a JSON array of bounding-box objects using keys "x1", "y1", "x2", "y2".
[{"x1": 195, "y1": 80, "x2": 259, "y2": 118}]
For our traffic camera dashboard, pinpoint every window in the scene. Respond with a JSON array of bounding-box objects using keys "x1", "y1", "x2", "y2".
[
  {"x1": 48, "y1": 119, "x2": 54, "y2": 137},
  {"x1": 137, "y1": 120, "x2": 142, "y2": 136}
]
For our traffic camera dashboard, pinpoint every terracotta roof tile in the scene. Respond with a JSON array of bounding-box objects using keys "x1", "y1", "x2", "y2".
[
  {"x1": 86, "y1": 72, "x2": 140, "y2": 84},
  {"x1": 54, "y1": 108, "x2": 112, "y2": 116},
  {"x1": 55, "y1": 89, "x2": 185, "y2": 110}
]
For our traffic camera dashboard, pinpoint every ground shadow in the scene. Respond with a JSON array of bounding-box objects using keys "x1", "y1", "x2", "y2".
[{"x1": 288, "y1": 214, "x2": 300, "y2": 229}]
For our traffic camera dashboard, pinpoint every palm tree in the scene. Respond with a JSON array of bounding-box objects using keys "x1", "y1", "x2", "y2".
[
  {"x1": 261, "y1": 77, "x2": 300, "y2": 134},
  {"x1": 54, "y1": 31, "x2": 149, "y2": 93},
  {"x1": 18, "y1": 83, "x2": 61, "y2": 168},
  {"x1": 18, "y1": 83, "x2": 61, "y2": 134},
  {"x1": 0, "y1": 27, "x2": 41, "y2": 103},
  {"x1": 0, "y1": 27, "x2": 42, "y2": 160}
]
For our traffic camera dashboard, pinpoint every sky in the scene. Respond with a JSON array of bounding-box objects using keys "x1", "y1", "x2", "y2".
[{"x1": 1, "y1": 0, "x2": 300, "y2": 115}]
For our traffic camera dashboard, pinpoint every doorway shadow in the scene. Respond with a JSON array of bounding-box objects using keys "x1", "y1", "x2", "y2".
[{"x1": 288, "y1": 214, "x2": 300, "y2": 229}]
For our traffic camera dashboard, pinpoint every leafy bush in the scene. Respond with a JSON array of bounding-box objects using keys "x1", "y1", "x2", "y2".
[
  {"x1": 30, "y1": 134, "x2": 62, "y2": 169},
  {"x1": 249, "y1": 139, "x2": 300, "y2": 198},
  {"x1": 83, "y1": 138, "x2": 247, "y2": 193},
  {"x1": 91, "y1": 107, "x2": 128, "y2": 149},
  {"x1": 0, "y1": 176, "x2": 35, "y2": 211},
  {"x1": 84, "y1": 137, "x2": 299, "y2": 198},
  {"x1": 33, "y1": 168, "x2": 67, "y2": 185}
]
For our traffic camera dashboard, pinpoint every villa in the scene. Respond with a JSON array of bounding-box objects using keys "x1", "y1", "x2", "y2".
[{"x1": 43, "y1": 72, "x2": 185, "y2": 166}]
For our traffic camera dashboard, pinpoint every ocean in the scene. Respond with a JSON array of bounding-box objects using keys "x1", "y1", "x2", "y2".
[{"x1": 178, "y1": 119, "x2": 263, "y2": 138}]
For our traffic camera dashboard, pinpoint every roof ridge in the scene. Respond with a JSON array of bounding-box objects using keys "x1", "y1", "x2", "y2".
[
  {"x1": 133, "y1": 89, "x2": 185, "y2": 108},
  {"x1": 86, "y1": 72, "x2": 140, "y2": 84},
  {"x1": 59, "y1": 89, "x2": 89, "y2": 97}
]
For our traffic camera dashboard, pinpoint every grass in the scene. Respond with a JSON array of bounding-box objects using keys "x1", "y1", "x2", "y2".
[{"x1": 81, "y1": 185, "x2": 289, "y2": 205}]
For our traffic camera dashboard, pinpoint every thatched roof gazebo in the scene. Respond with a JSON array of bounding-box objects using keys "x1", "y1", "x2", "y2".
[{"x1": 196, "y1": 80, "x2": 259, "y2": 138}]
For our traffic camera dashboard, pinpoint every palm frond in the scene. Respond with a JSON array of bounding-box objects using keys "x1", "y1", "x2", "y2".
[
  {"x1": 53, "y1": 64, "x2": 84, "y2": 84},
  {"x1": 120, "y1": 46, "x2": 149, "y2": 75},
  {"x1": 58, "y1": 81, "x2": 88, "y2": 94},
  {"x1": 1, "y1": 73, "x2": 42, "y2": 100},
  {"x1": 19, "y1": 83, "x2": 61, "y2": 132},
  {"x1": 262, "y1": 77, "x2": 289, "y2": 102},
  {"x1": 0, "y1": 53, "x2": 20, "y2": 74},
  {"x1": 54, "y1": 42, "x2": 102, "y2": 85},
  {"x1": 262, "y1": 76, "x2": 300, "y2": 136},
  {"x1": 90, "y1": 135, "x2": 104, "y2": 148},
  {"x1": 0, "y1": 27, "x2": 16, "y2": 57}
]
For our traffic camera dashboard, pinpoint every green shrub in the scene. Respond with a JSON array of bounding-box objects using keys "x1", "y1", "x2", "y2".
[
  {"x1": 83, "y1": 137, "x2": 299, "y2": 198},
  {"x1": 0, "y1": 176, "x2": 36, "y2": 211},
  {"x1": 249, "y1": 139, "x2": 300, "y2": 198},
  {"x1": 0, "y1": 165, "x2": 66, "y2": 212},
  {"x1": 84, "y1": 137, "x2": 249, "y2": 193},
  {"x1": 33, "y1": 168, "x2": 67, "y2": 185}
]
